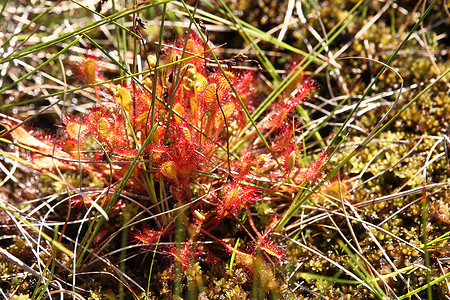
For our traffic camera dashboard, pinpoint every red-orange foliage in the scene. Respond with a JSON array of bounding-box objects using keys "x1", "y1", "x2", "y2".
[{"x1": 6, "y1": 32, "x2": 328, "y2": 280}]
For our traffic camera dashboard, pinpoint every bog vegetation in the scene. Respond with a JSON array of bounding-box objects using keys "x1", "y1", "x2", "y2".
[{"x1": 0, "y1": 0, "x2": 449, "y2": 299}]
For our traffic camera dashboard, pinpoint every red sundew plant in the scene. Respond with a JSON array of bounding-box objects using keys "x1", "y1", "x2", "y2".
[
  {"x1": 74, "y1": 50, "x2": 105, "y2": 104},
  {"x1": 5, "y1": 31, "x2": 328, "y2": 295},
  {"x1": 133, "y1": 225, "x2": 163, "y2": 248},
  {"x1": 247, "y1": 235, "x2": 286, "y2": 263}
]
